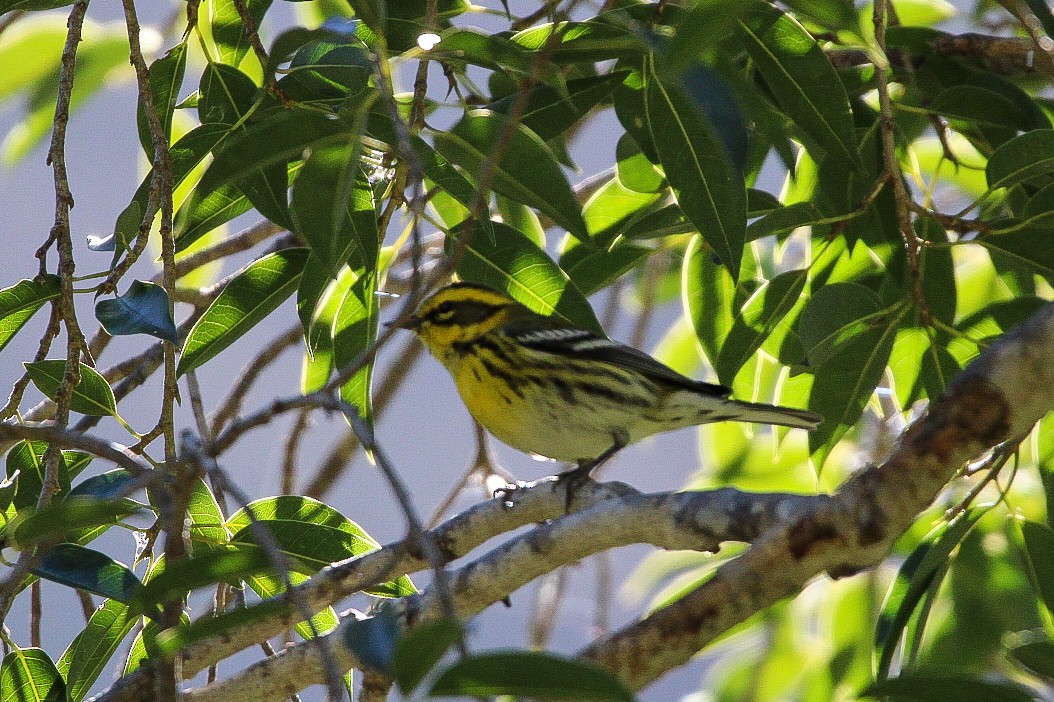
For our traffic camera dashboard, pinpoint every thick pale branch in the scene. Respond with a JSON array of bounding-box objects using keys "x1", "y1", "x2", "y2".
[
  {"x1": 577, "y1": 304, "x2": 1054, "y2": 689},
  {"x1": 177, "y1": 490, "x2": 827, "y2": 701}
]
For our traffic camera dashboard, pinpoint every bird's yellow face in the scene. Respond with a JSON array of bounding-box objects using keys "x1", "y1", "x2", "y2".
[{"x1": 397, "y1": 283, "x2": 518, "y2": 368}]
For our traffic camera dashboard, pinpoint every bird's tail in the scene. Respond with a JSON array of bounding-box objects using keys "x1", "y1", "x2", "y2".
[{"x1": 721, "y1": 399, "x2": 823, "y2": 431}]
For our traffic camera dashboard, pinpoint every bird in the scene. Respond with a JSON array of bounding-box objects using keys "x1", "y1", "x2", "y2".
[{"x1": 393, "y1": 281, "x2": 822, "y2": 495}]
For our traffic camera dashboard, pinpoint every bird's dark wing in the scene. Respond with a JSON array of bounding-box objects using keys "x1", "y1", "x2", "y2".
[{"x1": 506, "y1": 323, "x2": 731, "y2": 397}]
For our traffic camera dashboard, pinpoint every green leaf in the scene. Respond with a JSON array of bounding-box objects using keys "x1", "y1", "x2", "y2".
[
  {"x1": 431, "y1": 652, "x2": 635, "y2": 701},
  {"x1": 861, "y1": 674, "x2": 1034, "y2": 702},
  {"x1": 210, "y1": 0, "x2": 273, "y2": 66},
  {"x1": 487, "y1": 71, "x2": 627, "y2": 142},
  {"x1": 0, "y1": 275, "x2": 60, "y2": 354},
  {"x1": 393, "y1": 619, "x2": 462, "y2": 694},
  {"x1": 433, "y1": 109, "x2": 588, "y2": 241},
  {"x1": 978, "y1": 229, "x2": 1054, "y2": 285},
  {"x1": 178, "y1": 248, "x2": 309, "y2": 376},
  {"x1": 1019, "y1": 519, "x2": 1054, "y2": 618},
  {"x1": 0, "y1": 648, "x2": 64, "y2": 702},
  {"x1": 198, "y1": 63, "x2": 258, "y2": 127},
  {"x1": 799, "y1": 284, "x2": 900, "y2": 462},
  {"x1": 95, "y1": 280, "x2": 178, "y2": 343},
  {"x1": 873, "y1": 510, "x2": 981, "y2": 679},
  {"x1": 334, "y1": 269, "x2": 378, "y2": 429},
  {"x1": 448, "y1": 220, "x2": 602, "y2": 333},
  {"x1": 10, "y1": 498, "x2": 144, "y2": 547},
  {"x1": 31, "y1": 544, "x2": 143, "y2": 605},
  {"x1": 678, "y1": 64, "x2": 749, "y2": 175},
  {"x1": 560, "y1": 241, "x2": 651, "y2": 296},
  {"x1": 184, "y1": 109, "x2": 361, "y2": 230},
  {"x1": 509, "y1": 20, "x2": 645, "y2": 63},
  {"x1": 173, "y1": 183, "x2": 255, "y2": 252},
  {"x1": 290, "y1": 141, "x2": 377, "y2": 276},
  {"x1": 683, "y1": 233, "x2": 735, "y2": 364},
  {"x1": 435, "y1": 28, "x2": 565, "y2": 90},
  {"x1": 1010, "y1": 640, "x2": 1054, "y2": 681},
  {"x1": 132, "y1": 544, "x2": 269, "y2": 614},
  {"x1": 737, "y1": 4, "x2": 860, "y2": 169},
  {"x1": 615, "y1": 133, "x2": 663, "y2": 194},
  {"x1": 24, "y1": 360, "x2": 118, "y2": 417},
  {"x1": 58, "y1": 599, "x2": 136, "y2": 702},
  {"x1": 367, "y1": 112, "x2": 481, "y2": 217},
  {"x1": 645, "y1": 67, "x2": 746, "y2": 281},
  {"x1": 746, "y1": 202, "x2": 824, "y2": 240},
  {"x1": 986, "y1": 130, "x2": 1054, "y2": 190},
  {"x1": 4, "y1": 442, "x2": 90, "y2": 512},
  {"x1": 225, "y1": 495, "x2": 415, "y2": 597},
  {"x1": 137, "y1": 42, "x2": 187, "y2": 159},
  {"x1": 715, "y1": 269, "x2": 807, "y2": 385},
  {"x1": 932, "y1": 85, "x2": 1033, "y2": 130},
  {"x1": 187, "y1": 478, "x2": 228, "y2": 548}
]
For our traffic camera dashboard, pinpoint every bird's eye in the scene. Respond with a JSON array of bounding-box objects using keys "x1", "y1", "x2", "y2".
[{"x1": 434, "y1": 301, "x2": 455, "y2": 317}]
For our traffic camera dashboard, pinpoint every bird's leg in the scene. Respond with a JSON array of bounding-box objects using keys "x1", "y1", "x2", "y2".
[{"x1": 557, "y1": 434, "x2": 626, "y2": 510}]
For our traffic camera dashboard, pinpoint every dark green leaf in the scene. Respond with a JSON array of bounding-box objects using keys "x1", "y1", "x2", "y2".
[
  {"x1": 0, "y1": 0, "x2": 72, "y2": 11},
  {"x1": 861, "y1": 674, "x2": 1033, "y2": 702},
  {"x1": 431, "y1": 651, "x2": 635, "y2": 701},
  {"x1": 715, "y1": 269, "x2": 807, "y2": 384},
  {"x1": 560, "y1": 241, "x2": 650, "y2": 296},
  {"x1": 737, "y1": 4, "x2": 860, "y2": 169},
  {"x1": 1011, "y1": 640, "x2": 1054, "y2": 681},
  {"x1": 11, "y1": 498, "x2": 144, "y2": 547},
  {"x1": 70, "y1": 469, "x2": 137, "y2": 500},
  {"x1": 24, "y1": 360, "x2": 118, "y2": 417},
  {"x1": 133, "y1": 544, "x2": 269, "y2": 614},
  {"x1": 345, "y1": 0, "x2": 385, "y2": 34},
  {"x1": 979, "y1": 229, "x2": 1054, "y2": 285},
  {"x1": 58, "y1": 599, "x2": 136, "y2": 702},
  {"x1": 137, "y1": 43, "x2": 187, "y2": 159},
  {"x1": 679, "y1": 64, "x2": 749, "y2": 175},
  {"x1": 173, "y1": 183, "x2": 255, "y2": 252},
  {"x1": 986, "y1": 130, "x2": 1054, "y2": 190},
  {"x1": 345, "y1": 605, "x2": 399, "y2": 673},
  {"x1": 198, "y1": 63, "x2": 258, "y2": 126},
  {"x1": 799, "y1": 284, "x2": 900, "y2": 462},
  {"x1": 449, "y1": 220, "x2": 602, "y2": 333},
  {"x1": 1020, "y1": 520, "x2": 1054, "y2": 617},
  {"x1": 393, "y1": 619, "x2": 462, "y2": 694},
  {"x1": 645, "y1": 69, "x2": 746, "y2": 281},
  {"x1": 177, "y1": 248, "x2": 310, "y2": 376},
  {"x1": 746, "y1": 202, "x2": 824, "y2": 240},
  {"x1": 95, "y1": 280, "x2": 178, "y2": 343},
  {"x1": 932, "y1": 85, "x2": 1032, "y2": 130},
  {"x1": 436, "y1": 28, "x2": 564, "y2": 89},
  {"x1": 0, "y1": 648, "x2": 64, "y2": 702},
  {"x1": 0, "y1": 275, "x2": 60, "y2": 354},
  {"x1": 210, "y1": 0, "x2": 273, "y2": 66},
  {"x1": 433, "y1": 110, "x2": 588, "y2": 240},
  {"x1": 874, "y1": 510, "x2": 981, "y2": 679},
  {"x1": 32, "y1": 544, "x2": 143, "y2": 605},
  {"x1": 289, "y1": 136, "x2": 376, "y2": 276},
  {"x1": 4, "y1": 442, "x2": 90, "y2": 512},
  {"x1": 487, "y1": 72, "x2": 627, "y2": 141}
]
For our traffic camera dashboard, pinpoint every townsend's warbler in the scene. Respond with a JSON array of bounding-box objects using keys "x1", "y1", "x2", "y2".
[{"x1": 396, "y1": 282, "x2": 822, "y2": 481}]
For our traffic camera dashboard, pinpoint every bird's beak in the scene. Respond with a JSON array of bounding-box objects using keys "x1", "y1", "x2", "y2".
[{"x1": 387, "y1": 314, "x2": 422, "y2": 330}]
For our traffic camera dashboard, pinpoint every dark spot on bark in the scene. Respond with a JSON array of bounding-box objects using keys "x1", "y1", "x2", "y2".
[
  {"x1": 788, "y1": 515, "x2": 841, "y2": 559},
  {"x1": 916, "y1": 374, "x2": 1011, "y2": 462},
  {"x1": 828, "y1": 563, "x2": 865, "y2": 579}
]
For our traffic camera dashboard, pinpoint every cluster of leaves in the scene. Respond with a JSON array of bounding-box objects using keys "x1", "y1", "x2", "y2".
[{"x1": 2, "y1": 0, "x2": 1054, "y2": 699}]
